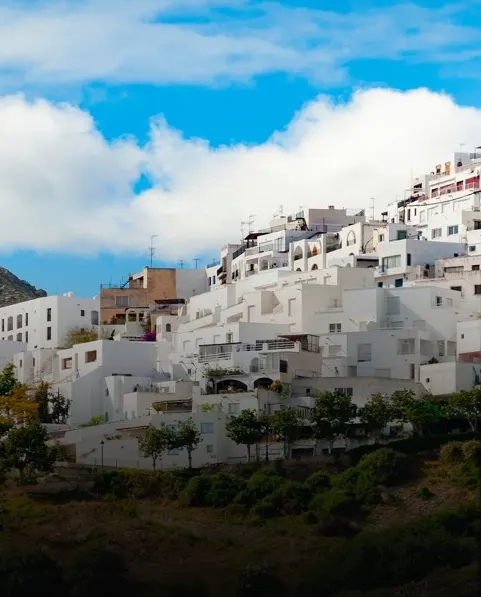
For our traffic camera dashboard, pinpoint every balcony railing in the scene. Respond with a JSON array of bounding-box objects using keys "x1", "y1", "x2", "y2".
[{"x1": 199, "y1": 339, "x2": 299, "y2": 362}]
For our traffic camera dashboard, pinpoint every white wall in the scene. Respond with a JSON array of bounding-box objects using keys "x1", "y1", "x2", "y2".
[
  {"x1": 175, "y1": 269, "x2": 207, "y2": 300},
  {"x1": 0, "y1": 340, "x2": 26, "y2": 370},
  {"x1": 420, "y1": 362, "x2": 481, "y2": 395}
]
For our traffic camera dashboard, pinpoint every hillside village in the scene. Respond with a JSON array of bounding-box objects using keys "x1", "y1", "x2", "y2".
[
  {"x1": 1, "y1": 150, "x2": 481, "y2": 466},
  {"x1": 0, "y1": 149, "x2": 480, "y2": 596}
]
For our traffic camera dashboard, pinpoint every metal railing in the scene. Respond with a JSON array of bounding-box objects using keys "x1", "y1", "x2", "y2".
[{"x1": 199, "y1": 339, "x2": 299, "y2": 362}]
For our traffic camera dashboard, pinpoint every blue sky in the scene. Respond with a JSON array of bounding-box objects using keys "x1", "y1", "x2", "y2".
[{"x1": 1, "y1": 0, "x2": 481, "y2": 297}]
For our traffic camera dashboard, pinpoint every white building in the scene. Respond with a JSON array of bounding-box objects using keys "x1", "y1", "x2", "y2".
[{"x1": 0, "y1": 295, "x2": 99, "y2": 350}]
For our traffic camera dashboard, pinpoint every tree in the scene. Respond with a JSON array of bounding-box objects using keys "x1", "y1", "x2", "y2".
[
  {"x1": 358, "y1": 393, "x2": 396, "y2": 443},
  {"x1": 172, "y1": 418, "x2": 202, "y2": 468},
  {"x1": 62, "y1": 327, "x2": 98, "y2": 349},
  {"x1": 310, "y1": 390, "x2": 357, "y2": 454},
  {"x1": 391, "y1": 390, "x2": 444, "y2": 436},
  {"x1": 271, "y1": 408, "x2": 301, "y2": 459},
  {"x1": 34, "y1": 382, "x2": 70, "y2": 425},
  {"x1": 225, "y1": 409, "x2": 263, "y2": 462},
  {"x1": 258, "y1": 413, "x2": 274, "y2": 462},
  {"x1": 138, "y1": 423, "x2": 174, "y2": 470},
  {"x1": 0, "y1": 386, "x2": 38, "y2": 429},
  {"x1": 35, "y1": 381, "x2": 50, "y2": 424},
  {"x1": 0, "y1": 363, "x2": 20, "y2": 396},
  {"x1": 3, "y1": 420, "x2": 55, "y2": 485},
  {"x1": 447, "y1": 388, "x2": 481, "y2": 432}
]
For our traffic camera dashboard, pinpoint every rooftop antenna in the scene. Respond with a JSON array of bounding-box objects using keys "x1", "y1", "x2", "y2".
[
  {"x1": 193, "y1": 258, "x2": 200, "y2": 269},
  {"x1": 179, "y1": 260, "x2": 185, "y2": 269},
  {"x1": 149, "y1": 235, "x2": 157, "y2": 268},
  {"x1": 370, "y1": 197, "x2": 375, "y2": 222}
]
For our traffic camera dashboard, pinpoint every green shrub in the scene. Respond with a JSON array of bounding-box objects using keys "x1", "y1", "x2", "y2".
[
  {"x1": 310, "y1": 489, "x2": 358, "y2": 517},
  {"x1": 270, "y1": 480, "x2": 312, "y2": 515},
  {"x1": 251, "y1": 494, "x2": 280, "y2": 518},
  {"x1": 461, "y1": 439, "x2": 481, "y2": 462},
  {"x1": 301, "y1": 510, "x2": 318, "y2": 525},
  {"x1": 179, "y1": 475, "x2": 213, "y2": 507},
  {"x1": 93, "y1": 469, "x2": 196, "y2": 500},
  {"x1": 0, "y1": 550, "x2": 65, "y2": 597},
  {"x1": 205, "y1": 473, "x2": 246, "y2": 508},
  {"x1": 304, "y1": 471, "x2": 331, "y2": 493},
  {"x1": 234, "y1": 471, "x2": 285, "y2": 507},
  {"x1": 348, "y1": 432, "x2": 480, "y2": 465},
  {"x1": 331, "y1": 468, "x2": 361, "y2": 494},
  {"x1": 440, "y1": 442, "x2": 465, "y2": 464},
  {"x1": 357, "y1": 448, "x2": 408, "y2": 485}
]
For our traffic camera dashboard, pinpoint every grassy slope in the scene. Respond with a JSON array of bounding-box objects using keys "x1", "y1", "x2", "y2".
[{"x1": 0, "y1": 453, "x2": 479, "y2": 596}]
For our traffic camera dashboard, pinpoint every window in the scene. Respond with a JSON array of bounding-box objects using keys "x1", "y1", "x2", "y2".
[
  {"x1": 91, "y1": 310, "x2": 99, "y2": 325},
  {"x1": 474, "y1": 220, "x2": 481, "y2": 230},
  {"x1": 461, "y1": 334, "x2": 465, "y2": 339},
  {"x1": 378, "y1": 234, "x2": 384, "y2": 242},
  {"x1": 346, "y1": 230, "x2": 356, "y2": 246},
  {"x1": 46, "y1": 327, "x2": 52, "y2": 340},
  {"x1": 431, "y1": 228, "x2": 442, "y2": 239},
  {"x1": 469, "y1": 245, "x2": 476, "y2": 252},
  {"x1": 410, "y1": 364, "x2": 416, "y2": 380},
  {"x1": 7, "y1": 335, "x2": 12, "y2": 341},
  {"x1": 475, "y1": 285, "x2": 481, "y2": 295},
  {"x1": 168, "y1": 448, "x2": 180, "y2": 456},
  {"x1": 398, "y1": 339, "x2": 415, "y2": 355},
  {"x1": 25, "y1": 331, "x2": 28, "y2": 343},
  {"x1": 7, "y1": 316, "x2": 13, "y2": 331},
  {"x1": 19, "y1": 359, "x2": 23, "y2": 368},
  {"x1": 288, "y1": 298, "x2": 296, "y2": 317},
  {"x1": 397, "y1": 230, "x2": 407, "y2": 240},
  {"x1": 329, "y1": 323, "x2": 342, "y2": 333},
  {"x1": 165, "y1": 323, "x2": 171, "y2": 332},
  {"x1": 25, "y1": 313, "x2": 28, "y2": 326},
  {"x1": 450, "y1": 286, "x2": 462, "y2": 293},
  {"x1": 394, "y1": 278, "x2": 403, "y2": 288},
  {"x1": 472, "y1": 265, "x2": 480, "y2": 271},
  {"x1": 80, "y1": 309, "x2": 85, "y2": 317},
  {"x1": 382, "y1": 255, "x2": 401, "y2": 269},
  {"x1": 437, "y1": 340, "x2": 445, "y2": 357},
  {"x1": 336, "y1": 387, "x2": 353, "y2": 397},
  {"x1": 16, "y1": 314, "x2": 22, "y2": 328},
  {"x1": 85, "y1": 350, "x2": 97, "y2": 363},
  {"x1": 61, "y1": 358, "x2": 72, "y2": 370},
  {"x1": 436, "y1": 296, "x2": 443, "y2": 306},
  {"x1": 226, "y1": 332, "x2": 233, "y2": 343},
  {"x1": 280, "y1": 359, "x2": 288, "y2": 373},
  {"x1": 407, "y1": 209, "x2": 411, "y2": 220},
  {"x1": 32, "y1": 358, "x2": 35, "y2": 367},
  {"x1": 357, "y1": 343, "x2": 372, "y2": 362},
  {"x1": 447, "y1": 341, "x2": 456, "y2": 356},
  {"x1": 200, "y1": 422, "x2": 214, "y2": 434},
  {"x1": 16, "y1": 333, "x2": 22, "y2": 342},
  {"x1": 406, "y1": 253, "x2": 411, "y2": 266},
  {"x1": 447, "y1": 225, "x2": 459, "y2": 235},
  {"x1": 377, "y1": 282, "x2": 383, "y2": 288},
  {"x1": 1, "y1": 319, "x2": 3, "y2": 332},
  {"x1": 228, "y1": 403, "x2": 240, "y2": 414},
  {"x1": 328, "y1": 345, "x2": 342, "y2": 357},
  {"x1": 206, "y1": 444, "x2": 214, "y2": 454},
  {"x1": 386, "y1": 296, "x2": 401, "y2": 315},
  {"x1": 115, "y1": 295, "x2": 129, "y2": 308},
  {"x1": 47, "y1": 308, "x2": 52, "y2": 322}
]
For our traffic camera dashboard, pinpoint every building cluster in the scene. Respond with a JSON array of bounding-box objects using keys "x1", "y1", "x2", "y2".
[{"x1": 2, "y1": 149, "x2": 481, "y2": 468}]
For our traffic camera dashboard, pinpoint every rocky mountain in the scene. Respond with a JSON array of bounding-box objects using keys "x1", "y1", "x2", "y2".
[{"x1": 0, "y1": 267, "x2": 47, "y2": 307}]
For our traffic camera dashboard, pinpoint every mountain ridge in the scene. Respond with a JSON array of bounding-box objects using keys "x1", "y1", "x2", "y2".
[{"x1": 0, "y1": 267, "x2": 47, "y2": 308}]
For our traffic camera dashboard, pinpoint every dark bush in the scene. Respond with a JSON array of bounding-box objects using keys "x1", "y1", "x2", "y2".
[
  {"x1": 304, "y1": 471, "x2": 331, "y2": 493},
  {"x1": 236, "y1": 565, "x2": 286, "y2": 597},
  {"x1": 179, "y1": 475, "x2": 213, "y2": 507},
  {"x1": 270, "y1": 480, "x2": 312, "y2": 515},
  {"x1": 251, "y1": 494, "x2": 280, "y2": 518},
  {"x1": 301, "y1": 510, "x2": 318, "y2": 525},
  {"x1": 234, "y1": 471, "x2": 285, "y2": 507},
  {"x1": 0, "y1": 550, "x2": 65, "y2": 597},
  {"x1": 348, "y1": 432, "x2": 480, "y2": 465},
  {"x1": 357, "y1": 448, "x2": 408, "y2": 485},
  {"x1": 439, "y1": 442, "x2": 465, "y2": 464},
  {"x1": 205, "y1": 473, "x2": 246, "y2": 508},
  {"x1": 331, "y1": 468, "x2": 361, "y2": 494},
  {"x1": 315, "y1": 514, "x2": 360, "y2": 537},
  {"x1": 93, "y1": 469, "x2": 196, "y2": 500},
  {"x1": 64, "y1": 542, "x2": 129, "y2": 597}
]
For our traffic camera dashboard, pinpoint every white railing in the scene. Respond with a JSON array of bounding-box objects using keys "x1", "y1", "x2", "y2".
[{"x1": 198, "y1": 339, "x2": 298, "y2": 362}]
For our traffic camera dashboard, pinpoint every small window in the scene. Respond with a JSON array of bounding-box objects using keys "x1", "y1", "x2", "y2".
[
  {"x1": 16, "y1": 333, "x2": 22, "y2": 342},
  {"x1": 425, "y1": 377, "x2": 430, "y2": 383},
  {"x1": 436, "y1": 296, "x2": 443, "y2": 306},
  {"x1": 80, "y1": 309, "x2": 85, "y2": 317},
  {"x1": 377, "y1": 282, "x2": 383, "y2": 288},
  {"x1": 280, "y1": 359, "x2": 288, "y2": 373},
  {"x1": 19, "y1": 359, "x2": 23, "y2": 367},
  {"x1": 165, "y1": 323, "x2": 172, "y2": 332},
  {"x1": 16, "y1": 314, "x2": 22, "y2": 329},
  {"x1": 447, "y1": 225, "x2": 459, "y2": 235},
  {"x1": 378, "y1": 234, "x2": 384, "y2": 242},
  {"x1": 226, "y1": 332, "x2": 233, "y2": 343},
  {"x1": 46, "y1": 326, "x2": 52, "y2": 340},
  {"x1": 25, "y1": 331, "x2": 28, "y2": 343},
  {"x1": 1, "y1": 319, "x2": 4, "y2": 332},
  {"x1": 397, "y1": 230, "x2": 407, "y2": 240},
  {"x1": 228, "y1": 403, "x2": 240, "y2": 414},
  {"x1": 33, "y1": 358, "x2": 36, "y2": 367},
  {"x1": 25, "y1": 313, "x2": 28, "y2": 326},
  {"x1": 329, "y1": 323, "x2": 342, "y2": 333},
  {"x1": 461, "y1": 334, "x2": 465, "y2": 339},
  {"x1": 206, "y1": 444, "x2": 214, "y2": 454},
  {"x1": 450, "y1": 286, "x2": 462, "y2": 292},
  {"x1": 47, "y1": 308, "x2": 52, "y2": 322},
  {"x1": 431, "y1": 228, "x2": 442, "y2": 239},
  {"x1": 7, "y1": 316, "x2": 13, "y2": 331},
  {"x1": 474, "y1": 220, "x2": 481, "y2": 230},
  {"x1": 469, "y1": 245, "x2": 476, "y2": 252},
  {"x1": 115, "y1": 296, "x2": 129, "y2": 308},
  {"x1": 475, "y1": 285, "x2": 481, "y2": 295},
  {"x1": 85, "y1": 350, "x2": 97, "y2": 363},
  {"x1": 91, "y1": 310, "x2": 99, "y2": 326},
  {"x1": 406, "y1": 253, "x2": 411, "y2": 266},
  {"x1": 200, "y1": 422, "x2": 214, "y2": 434},
  {"x1": 62, "y1": 358, "x2": 72, "y2": 370},
  {"x1": 472, "y1": 265, "x2": 480, "y2": 271},
  {"x1": 394, "y1": 278, "x2": 403, "y2": 288}
]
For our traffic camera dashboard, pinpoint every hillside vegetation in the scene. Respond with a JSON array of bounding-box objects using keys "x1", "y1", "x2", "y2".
[{"x1": 0, "y1": 432, "x2": 479, "y2": 596}]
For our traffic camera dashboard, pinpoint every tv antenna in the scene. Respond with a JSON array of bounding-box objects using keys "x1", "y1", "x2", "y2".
[
  {"x1": 179, "y1": 259, "x2": 185, "y2": 269},
  {"x1": 148, "y1": 235, "x2": 157, "y2": 268},
  {"x1": 193, "y1": 258, "x2": 200, "y2": 269},
  {"x1": 241, "y1": 214, "x2": 256, "y2": 238},
  {"x1": 370, "y1": 197, "x2": 375, "y2": 222}
]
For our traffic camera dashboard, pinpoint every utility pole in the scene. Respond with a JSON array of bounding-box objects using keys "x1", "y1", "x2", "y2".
[
  {"x1": 193, "y1": 258, "x2": 200, "y2": 269},
  {"x1": 370, "y1": 197, "x2": 375, "y2": 222},
  {"x1": 149, "y1": 235, "x2": 157, "y2": 268}
]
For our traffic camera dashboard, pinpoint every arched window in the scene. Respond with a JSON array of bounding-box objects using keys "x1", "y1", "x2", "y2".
[
  {"x1": 16, "y1": 314, "x2": 22, "y2": 328},
  {"x1": 346, "y1": 230, "x2": 356, "y2": 246},
  {"x1": 250, "y1": 357, "x2": 259, "y2": 373},
  {"x1": 165, "y1": 323, "x2": 172, "y2": 332},
  {"x1": 296, "y1": 268, "x2": 302, "y2": 272},
  {"x1": 312, "y1": 246, "x2": 318, "y2": 256},
  {"x1": 293, "y1": 246, "x2": 303, "y2": 261},
  {"x1": 104, "y1": 411, "x2": 109, "y2": 422},
  {"x1": 311, "y1": 264, "x2": 319, "y2": 270},
  {"x1": 7, "y1": 316, "x2": 13, "y2": 331}
]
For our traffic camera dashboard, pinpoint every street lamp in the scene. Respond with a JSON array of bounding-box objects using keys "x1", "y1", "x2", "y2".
[{"x1": 100, "y1": 440, "x2": 104, "y2": 468}]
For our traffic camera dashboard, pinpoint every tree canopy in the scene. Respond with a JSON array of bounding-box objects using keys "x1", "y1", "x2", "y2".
[
  {"x1": 138, "y1": 423, "x2": 175, "y2": 470},
  {"x1": 225, "y1": 409, "x2": 263, "y2": 462},
  {"x1": 310, "y1": 390, "x2": 357, "y2": 454},
  {"x1": 171, "y1": 418, "x2": 202, "y2": 468}
]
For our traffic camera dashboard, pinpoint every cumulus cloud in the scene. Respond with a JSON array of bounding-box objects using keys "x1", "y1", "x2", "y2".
[
  {"x1": 1, "y1": 88, "x2": 481, "y2": 261},
  {"x1": 0, "y1": 0, "x2": 479, "y2": 89}
]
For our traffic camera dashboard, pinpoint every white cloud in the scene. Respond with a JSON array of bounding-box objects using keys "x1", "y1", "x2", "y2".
[
  {"x1": 0, "y1": 0, "x2": 478, "y2": 89},
  {"x1": 1, "y1": 88, "x2": 481, "y2": 261}
]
